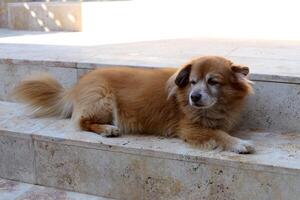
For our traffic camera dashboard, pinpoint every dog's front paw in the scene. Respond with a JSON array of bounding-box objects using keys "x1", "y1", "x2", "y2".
[
  {"x1": 103, "y1": 126, "x2": 121, "y2": 137},
  {"x1": 226, "y1": 139, "x2": 255, "y2": 154}
]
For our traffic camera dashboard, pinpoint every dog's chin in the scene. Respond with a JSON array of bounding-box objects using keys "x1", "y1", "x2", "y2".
[{"x1": 189, "y1": 101, "x2": 216, "y2": 110}]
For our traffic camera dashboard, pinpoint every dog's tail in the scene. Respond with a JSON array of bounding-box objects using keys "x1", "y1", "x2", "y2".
[{"x1": 12, "y1": 73, "x2": 73, "y2": 118}]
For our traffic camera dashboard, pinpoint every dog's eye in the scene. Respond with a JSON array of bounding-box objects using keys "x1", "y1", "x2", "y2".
[
  {"x1": 207, "y1": 78, "x2": 219, "y2": 86},
  {"x1": 190, "y1": 80, "x2": 197, "y2": 85}
]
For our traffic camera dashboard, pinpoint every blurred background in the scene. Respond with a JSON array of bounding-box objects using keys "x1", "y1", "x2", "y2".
[{"x1": 1, "y1": 0, "x2": 300, "y2": 45}]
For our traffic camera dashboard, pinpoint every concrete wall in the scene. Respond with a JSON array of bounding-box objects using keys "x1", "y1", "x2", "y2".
[
  {"x1": 0, "y1": 0, "x2": 27, "y2": 28},
  {"x1": 0, "y1": 0, "x2": 120, "y2": 29},
  {"x1": 8, "y1": 2, "x2": 82, "y2": 32}
]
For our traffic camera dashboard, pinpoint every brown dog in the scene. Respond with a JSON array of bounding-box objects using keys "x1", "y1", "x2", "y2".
[{"x1": 13, "y1": 56, "x2": 254, "y2": 153}]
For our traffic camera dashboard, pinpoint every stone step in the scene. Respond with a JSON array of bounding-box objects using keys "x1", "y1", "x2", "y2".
[
  {"x1": 0, "y1": 178, "x2": 113, "y2": 200},
  {"x1": 1, "y1": 59, "x2": 300, "y2": 133},
  {"x1": 0, "y1": 101, "x2": 300, "y2": 199},
  {"x1": 1, "y1": 32, "x2": 300, "y2": 132}
]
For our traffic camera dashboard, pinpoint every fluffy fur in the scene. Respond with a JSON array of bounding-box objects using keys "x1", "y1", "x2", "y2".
[{"x1": 13, "y1": 56, "x2": 254, "y2": 153}]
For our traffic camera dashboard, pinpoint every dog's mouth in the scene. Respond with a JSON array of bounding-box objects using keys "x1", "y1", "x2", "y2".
[{"x1": 189, "y1": 100, "x2": 217, "y2": 109}]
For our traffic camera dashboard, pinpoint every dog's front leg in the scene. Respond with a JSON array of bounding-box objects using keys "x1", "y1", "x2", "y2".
[{"x1": 179, "y1": 128, "x2": 254, "y2": 154}]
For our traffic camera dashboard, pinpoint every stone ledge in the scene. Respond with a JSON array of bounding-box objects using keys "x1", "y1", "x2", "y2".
[
  {"x1": 1, "y1": 30, "x2": 300, "y2": 131},
  {"x1": 1, "y1": 32, "x2": 300, "y2": 84},
  {"x1": 0, "y1": 102, "x2": 300, "y2": 199},
  {"x1": 1, "y1": 57, "x2": 300, "y2": 85},
  {"x1": 0, "y1": 178, "x2": 112, "y2": 200},
  {"x1": 0, "y1": 101, "x2": 300, "y2": 175},
  {"x1": 1, "y1": 101, "x2": 300, "y2": 199},
  {"x1": 1, "y1": 62, "x2": 300, "y2": 131}
]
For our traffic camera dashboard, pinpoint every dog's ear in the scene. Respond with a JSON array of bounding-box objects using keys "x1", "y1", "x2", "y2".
[
  {"x1": 166, "y1": 63, "x2": 192, "y2": 99},
  {"x1": 231, "y1": 64, "x2": 249, "y2": 76},
  {"x1": 175, "y1": 64, "x2": 192, "y2": 87},
  {"x1": 230, "y1": 64, "x2": 253, "y2": 93}
]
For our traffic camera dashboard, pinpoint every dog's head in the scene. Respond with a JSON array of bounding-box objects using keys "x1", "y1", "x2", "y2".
[{"x1": 167, "y1": 56, "x2": 253, "y2": 109}]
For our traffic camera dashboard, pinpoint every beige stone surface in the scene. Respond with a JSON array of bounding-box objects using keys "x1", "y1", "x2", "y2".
[
  {"x1": 0, "y1": 134, "x2": 35, "y2": 183},
  {"x1": 0, "y1": 101, "x2": 22, "y2": 122},
  {"x1": 35, "y1": 140, "x2": 300, "y2": 200},
  {"x1": 8, "y1": 2, "x2": 81, "y2": 32},
  {"x1": 0, "y1": 178, "x2": 113, "y2": 200},
  {"x1": 1, "y1": 29, "x2": 300, "y2": 84},
  {"x1": 32, "y1": 119, "x2": 300, "y2": 175},
  {"x1": 0, "y1": 101, "x2": 300, "y2": 199},
  {"x1": 239, "y1": 81, "x2": 300, "y2": 132}
]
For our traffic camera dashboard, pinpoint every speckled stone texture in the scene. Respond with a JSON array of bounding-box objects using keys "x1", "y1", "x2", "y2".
[
  {"x1": 239, "y1": 81, "x2": 300, "y2": 131},
  {"x1": 0, "y1": 178, "x2": 113, "y2": 200},
  {"x1": 34, "y1": 140, "x2": 300, "y2": 200},
  {"x1": 0, "y1": 134, "x2": 34, "y2": 183},
  {"x1": 0, "y1": 101, "x2": 300, "y2": 199}
]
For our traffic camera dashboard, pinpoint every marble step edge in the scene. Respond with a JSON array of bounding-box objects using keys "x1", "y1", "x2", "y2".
[
  {"x1": 0, "y1": 112, "x2": 299, "y2": 177},
  {"x1": 2, "y1": 100, "x2": 300, "y2": 199},
  {"x1": 0, "y1": 178, "x2": 113, "y2": 200},
  {"x1": 1, "y1": 57, "x2": 300, "y2": 84}
]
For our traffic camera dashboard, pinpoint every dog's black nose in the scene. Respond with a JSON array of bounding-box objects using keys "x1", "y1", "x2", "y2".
[{"x1": 191, "y1": 93, "x2": 202, "y2": 102}]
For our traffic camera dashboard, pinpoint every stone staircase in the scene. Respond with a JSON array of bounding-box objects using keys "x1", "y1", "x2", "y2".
[
  {"x1": 1, "y1": 101, "x2": 300, "y2": 200},
  {"x1": 0, "y1": 178, "x2": 112, "y2": 200},
  {"x1": 1, "y1": 29, "x2": 300, "y2": 199}
]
